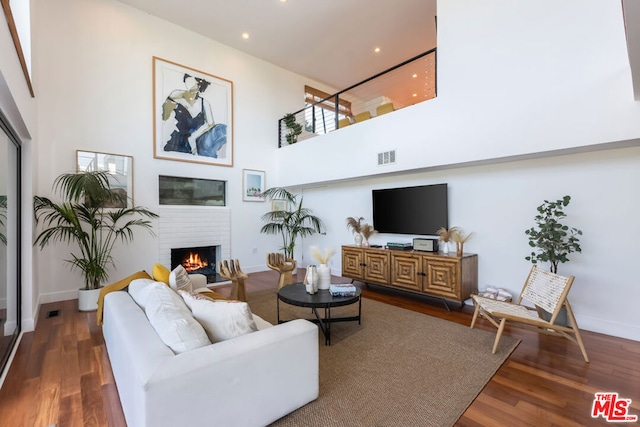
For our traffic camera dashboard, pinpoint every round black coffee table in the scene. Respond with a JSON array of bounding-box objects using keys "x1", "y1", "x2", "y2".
[{"x1": 277, "y1": 283, "x2": 362, "y2": 345}]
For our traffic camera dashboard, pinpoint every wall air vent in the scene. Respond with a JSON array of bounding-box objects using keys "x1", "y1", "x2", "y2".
[{"x1": 377, "y1": 150, "x2": 396, "y2": 166}]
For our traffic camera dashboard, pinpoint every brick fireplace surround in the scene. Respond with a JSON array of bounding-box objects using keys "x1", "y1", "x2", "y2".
[{"x1": 158, "y1": 206, "x2": 231, "y2": 282}]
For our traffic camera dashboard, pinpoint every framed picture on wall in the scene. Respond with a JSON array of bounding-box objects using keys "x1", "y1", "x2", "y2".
[
  {"x1": 271, "y1": 199, "x2": 288, "y2": 211},
  {"x1": 76, "y1": 150, "x2": 133, "y2": 208},
  {"x1": 153, "y1": 56, "x2": 234, "y2": 167},
  {"x1": 243, "y1": 169, "x2": 265, "y2": 202}
]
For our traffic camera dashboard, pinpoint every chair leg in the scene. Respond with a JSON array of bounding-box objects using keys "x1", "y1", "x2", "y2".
[
  {"x1": 492, "y1": 318, "x2": 507, "y2": 354},
  {"x1": 470, "y1": 303, "x2": 481, "y2": 328},
  {"x1": 565, "y1": 302, "x2": 589, "y2": 362}
]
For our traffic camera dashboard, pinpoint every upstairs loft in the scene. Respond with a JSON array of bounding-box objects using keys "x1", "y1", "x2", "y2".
[{"x1": 278, "y1": 49, "x2": 437, "y2": 147}]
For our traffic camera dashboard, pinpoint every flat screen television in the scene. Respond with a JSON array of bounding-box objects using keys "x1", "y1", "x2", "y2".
[{"x1": 372, "y1": 183, "x2": 448, "y2": 235}]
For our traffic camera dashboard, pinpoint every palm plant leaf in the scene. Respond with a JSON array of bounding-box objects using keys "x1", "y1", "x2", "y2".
[{"x1": 34, "y1": 171, "x2": 158, "y2": 289}]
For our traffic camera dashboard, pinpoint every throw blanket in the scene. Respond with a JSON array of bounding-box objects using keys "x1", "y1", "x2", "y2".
[{"x1": 96, "y1": 271, "x2": 151, "y2": 325}]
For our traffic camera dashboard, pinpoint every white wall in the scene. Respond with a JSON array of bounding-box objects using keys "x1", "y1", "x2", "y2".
[
  {"x1": 277, "y1": 0, "x2": 640, "y2": 186},
  {"x1": 297, "y1": 146, "x2": 640, "y2": 341},
  {"x1": 32, "y1": 0, "x2": 309, "y2": 303}
]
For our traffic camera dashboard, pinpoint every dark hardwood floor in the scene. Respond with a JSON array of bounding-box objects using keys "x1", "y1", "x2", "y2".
[{"x1": 0, "y1": 270, "x2": 638, "y2": 426}]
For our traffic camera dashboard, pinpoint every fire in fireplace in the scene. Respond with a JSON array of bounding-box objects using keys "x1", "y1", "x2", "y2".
[{"x1": 171, "y1": 246, "x2": 218, "y2": 283}]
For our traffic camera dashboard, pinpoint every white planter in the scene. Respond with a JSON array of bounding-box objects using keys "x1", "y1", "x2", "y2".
[
  {"x1": 78, "y1": 287, "x2": 101, "y2": 311},
  {"x1": 316, "y1": 264, "x2": 331, "y2": 290}
]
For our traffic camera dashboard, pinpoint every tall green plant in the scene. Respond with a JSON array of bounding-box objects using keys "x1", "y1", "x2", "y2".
[
  {"x1": 283, "y1": 113, "x2": 302, "y2": 145},
  {"x1": 525, "y1": 195, "x2": 582, "y2": 274},
  {"x1": 34, "y1": 171, "x2": 158, "y2": 290},
  {"x1": 260, "y1": 187, "x2": 324, "y2": 259}
]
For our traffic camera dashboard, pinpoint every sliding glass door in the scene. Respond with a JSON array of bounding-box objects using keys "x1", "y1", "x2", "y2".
[{"x1": 0, "y1": 111, "x2": 21, "y2": 376}]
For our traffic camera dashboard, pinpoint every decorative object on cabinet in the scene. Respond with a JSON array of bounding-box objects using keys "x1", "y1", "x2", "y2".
[
  {"x1": 525, "y1": 195, "x2": 582, "y2": 274},
  {"x1": 470, "y1": 265, "x2": 588, "y2": 362},
  {"x1": 33, "y1": 171, "x2": 158, "y2": 309},
  {"x1": 153, "y1": 56, "x2": 233, "y2": 167},
  {"x1": 342, "y1": 245, "x2": 477, "y2": 310},
  {"x1": 346, "y1": 216, "x2": 365, "y2": 246},
  {"x1": 242, "y1": 169, "x2": 265, "y2": 202},
  {"x1": 360, "y1": 224, "x2": 377, "y2": 247},
  {"x1": 436, "y1": 226, "x2": 458, "y2": 254},
  {"x1": 260, "y1": 187, "x2": 324, "y2": 259},
  {"x1": 451, "y1": 228, "x2": 474, "y2": 256}
]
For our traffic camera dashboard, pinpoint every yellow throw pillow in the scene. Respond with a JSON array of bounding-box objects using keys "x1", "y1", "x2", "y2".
[{"x1": 153, "y1": 263, "x2": 171, "y2": 285}]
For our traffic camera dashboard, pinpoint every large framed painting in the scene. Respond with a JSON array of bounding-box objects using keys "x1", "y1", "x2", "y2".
[
  {"x1": 153, "y1": 57, "x2": 233, "y2": 167},
  {"x1": 76, "y1": 150, "x2": 133, "y2": 208},
  {"x1": 242, "y1": 169, "x2": 265, "y2": 202}
]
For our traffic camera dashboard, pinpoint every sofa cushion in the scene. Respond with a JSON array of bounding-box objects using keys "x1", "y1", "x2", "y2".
[
  {"x1": 169, "y1": 265, "x2": 193, "y2": 292},
  {"x1": 141, "y1": 282, "x2": 211, "y2": 354},
  {"x1": 152, "y1": 263, "x2": 171, "y2": 285},
  {"x1": 129, "y1": 278, "x2": 165, "y2": 310},
  {"x1": 179, "y1": 290, "x2": 258, "y2": 343}
]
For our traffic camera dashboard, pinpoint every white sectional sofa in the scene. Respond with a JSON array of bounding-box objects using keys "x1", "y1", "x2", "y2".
[{"x1": 102, "y1": 289, "x2": 319, "y2": 427}]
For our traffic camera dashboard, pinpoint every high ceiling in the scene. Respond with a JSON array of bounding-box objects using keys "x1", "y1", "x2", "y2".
[{"x1": 116, "y1": 0, "x2": 438, "y2": 90}]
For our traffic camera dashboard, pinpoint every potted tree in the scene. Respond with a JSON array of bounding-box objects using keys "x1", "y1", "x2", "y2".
[
  {"x1": 283, "y1": 113, "x2": 303, "y2": 145},
  {"x1": 34, "y1": 171, "x2": 158, "y2": 311},
  {"x1": 260, "y1": 187, "x2": 324, "y2": 275},
  {"x1": 525, "y1": 195, "x2": 583, "y2": 324}
]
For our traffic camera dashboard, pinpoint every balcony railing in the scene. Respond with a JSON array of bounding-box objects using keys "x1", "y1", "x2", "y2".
[{"x1": 278, "y1": 48, "x2": 437, "y2": 147}]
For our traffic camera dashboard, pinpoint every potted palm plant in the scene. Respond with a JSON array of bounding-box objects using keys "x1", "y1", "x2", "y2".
[
  {"x1": 34, "y1": 170, "x2": 158, "y2": 311},
  {"x1": 260, "y1": 187, "x2": 324, "y2": 274}
]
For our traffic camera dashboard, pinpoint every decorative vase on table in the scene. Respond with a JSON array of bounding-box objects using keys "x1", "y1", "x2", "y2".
[
  {"x1": 316, "y1": 264, "x2": 331, "y2": 290},
  {"x1": 354, "y1": 233, "x2": 363, "y2": 247},
  {"x1": 440, "y1": 240, "x2": 449, "y2": 254},
  {"x1": 303, "y1": 265, "x2": 317, "y2": 294}
]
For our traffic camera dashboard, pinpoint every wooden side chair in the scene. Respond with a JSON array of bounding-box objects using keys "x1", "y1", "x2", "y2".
[
  {"x1": 266, "y1": 253, "x2": 296, "y2": 289},
  {"x1": 470, "y1": 265, "x2": 589, "y2": 362},
  {"x1": 217, "y1": 259, "x2": 248, "y2": 302}
]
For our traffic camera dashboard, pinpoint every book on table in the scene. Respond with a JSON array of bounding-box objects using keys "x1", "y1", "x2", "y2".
[{"x1": 329, "y1": 284, "x2": 357, "y2": 297}]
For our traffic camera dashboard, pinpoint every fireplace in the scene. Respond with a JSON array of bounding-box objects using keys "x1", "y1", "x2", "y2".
[{"x1": 171, "y1": 245, "x2": 219, "y2": 284}]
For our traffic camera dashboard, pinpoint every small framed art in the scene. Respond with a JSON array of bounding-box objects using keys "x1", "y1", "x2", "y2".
[
  {"x1": 242, "y1": 169, "x2": 265, "y2": 202},
  {"x1": 76, "y1": 150, "x2": 133, "y2": 208}
]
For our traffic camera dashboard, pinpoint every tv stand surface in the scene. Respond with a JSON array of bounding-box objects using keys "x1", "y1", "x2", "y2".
[{"x1": 341, "y1": 245, "x2": 478, "y2": 308}]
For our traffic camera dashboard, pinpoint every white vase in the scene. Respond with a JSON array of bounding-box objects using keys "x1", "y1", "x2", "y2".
[
  {"x1": 316, "y1": 264, "x2": 331, "y2": 290},
  {"x1": 354, "y1": 233, "x2": 363, "y2": 246},
  {"x1": 440, "y1": 240, "x2": 449, "y2": 254},
  {"x1": 78, "y1": 287, "x2": 101, "y2": 311}
]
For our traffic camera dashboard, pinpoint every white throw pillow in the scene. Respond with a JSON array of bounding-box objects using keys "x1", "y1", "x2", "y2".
[
  {"x1": 179, "y1": 291, "x2": 258, "y2": 343},
  {"x1": 144, "y1": 282, "x2": 211, "y2": 354},
  {"x1": 169, "y1": 265, "x2": 193, "y2": 293},
  {"x1": 128, "y1": 278, "x2": 162, "y2": 310}
]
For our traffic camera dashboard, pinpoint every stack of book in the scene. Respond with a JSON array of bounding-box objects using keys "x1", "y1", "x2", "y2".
[{"x1": 329, "y1": 284, "x2": 357, "y2": 297}]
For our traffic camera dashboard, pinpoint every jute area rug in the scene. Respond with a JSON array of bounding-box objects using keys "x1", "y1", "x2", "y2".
[{"x1": 248, "y1": 288, "x2": 520, "y2": 427}]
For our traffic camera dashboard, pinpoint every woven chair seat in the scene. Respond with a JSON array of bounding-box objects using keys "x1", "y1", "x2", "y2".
[{"x1": 471, "y1": 296, "x2": 543, "y2": 322}]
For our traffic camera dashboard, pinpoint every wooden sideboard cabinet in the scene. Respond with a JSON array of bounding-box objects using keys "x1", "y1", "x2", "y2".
[{"x1": 342, "y1": 245, "x2": 478, "y2": 306}]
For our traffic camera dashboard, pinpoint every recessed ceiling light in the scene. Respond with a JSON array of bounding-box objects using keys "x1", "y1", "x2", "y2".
[
  {"x1": 280, "y1": 0, "x2": 287, "y2": 3},
  {"x1": 374, "y1": 47, "x2": 381, "y2": 53},
  {"x1": 412, "y1": 73, "x2": 418, "y2": 78},
  {"x1": 412, "y1": 93, "x2": 417, "y2": 97},
  {"x1": 242, "y1": 33, "x2": 250, "y2": 40}
]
